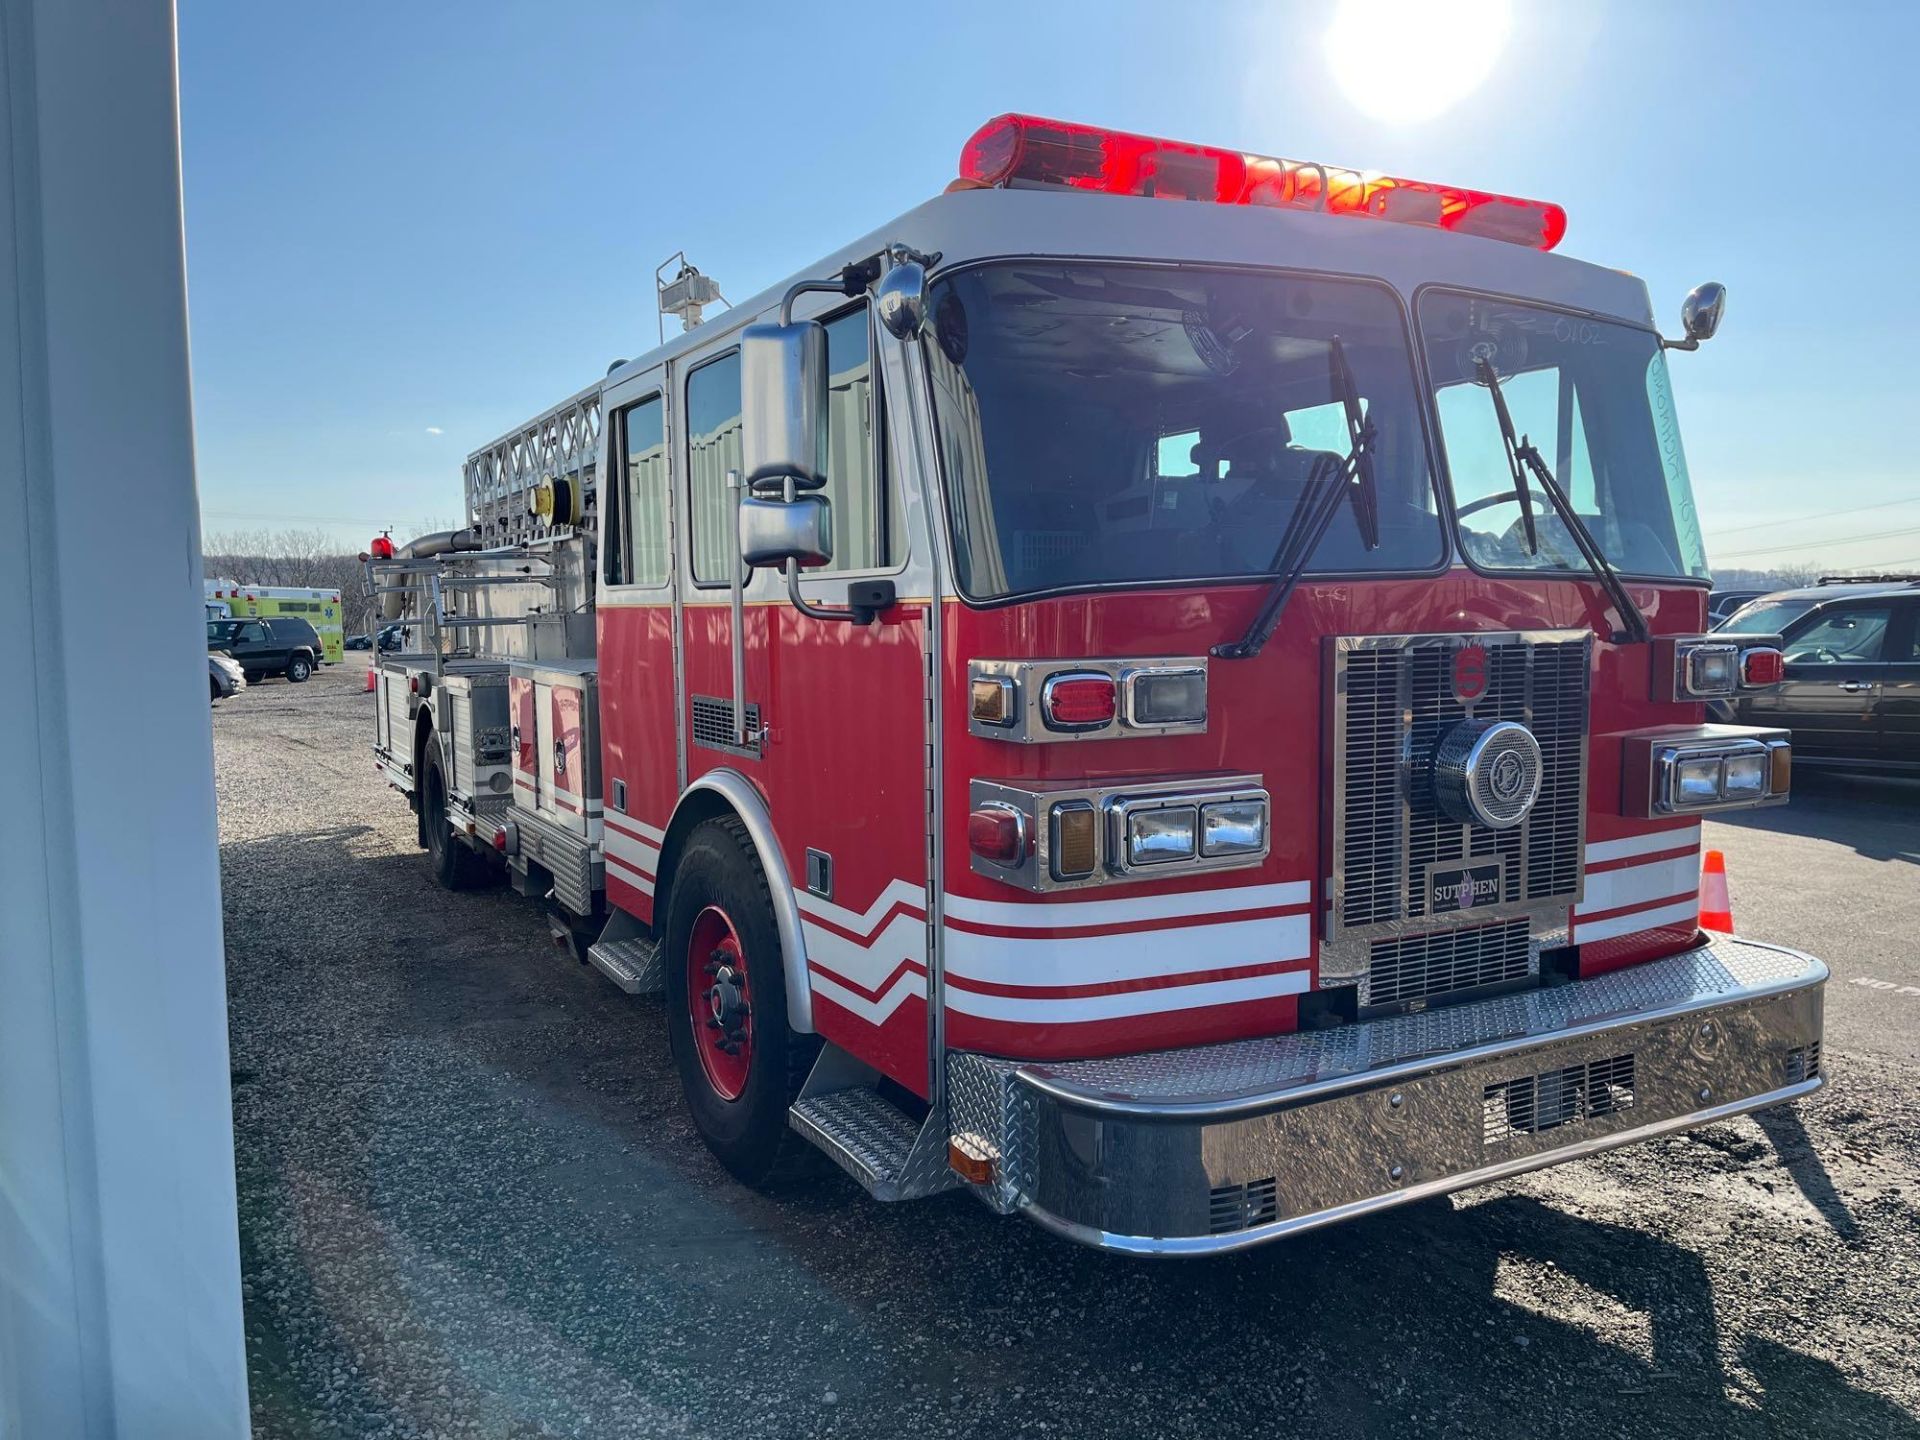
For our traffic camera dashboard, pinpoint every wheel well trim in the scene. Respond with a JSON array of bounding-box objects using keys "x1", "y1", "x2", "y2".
[{"x1": 663, "y1": 770, "x2": 814, "y2": 1034}]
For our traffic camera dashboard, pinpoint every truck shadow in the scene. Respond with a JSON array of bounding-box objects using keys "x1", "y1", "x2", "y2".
[
  {"x1": 226, "y1": 833, "x2": 1913, "y2": 1440},
  {"x1": 1709, "y1": 769, "x2": 1920, "y2": 865}
]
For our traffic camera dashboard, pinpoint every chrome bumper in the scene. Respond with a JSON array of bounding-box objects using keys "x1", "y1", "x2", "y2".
[{"x1": 947, "y1": 936, "x2": 1826, "y2": 1256}]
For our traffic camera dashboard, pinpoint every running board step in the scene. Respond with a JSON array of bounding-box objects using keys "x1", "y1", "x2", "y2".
[
  {"x1": 585, "y1": 937, "x2": 663, "y2": 996},
  {"x1": 788, "y1": 1087, "x2": 962, "y2": 1202}
]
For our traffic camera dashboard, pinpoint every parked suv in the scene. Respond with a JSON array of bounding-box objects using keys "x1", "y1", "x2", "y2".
[
  {"x1": 1716, "y1": 577, "x2": 1920, "y2": 773},
  {"x1": 207, "y1": 616, "x2": 321, "y2": 683}
]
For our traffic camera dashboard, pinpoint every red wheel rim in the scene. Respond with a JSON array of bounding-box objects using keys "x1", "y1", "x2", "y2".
[{"x1": 687, "y1": 905, "x2": 752, "y2": 1101}]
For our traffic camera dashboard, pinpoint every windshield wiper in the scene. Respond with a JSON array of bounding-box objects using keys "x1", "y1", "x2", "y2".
[
  {"x1": 1215, "y1": 336, "x2": 1380, "y2": 660},
  {"x1": 1471, "y1": 357, "x2": 1651, "y2": 645}
]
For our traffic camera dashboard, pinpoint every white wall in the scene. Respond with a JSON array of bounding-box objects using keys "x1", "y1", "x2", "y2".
[{"x1": 0, "y1": 0, "x2": 250, "y2": 1434}]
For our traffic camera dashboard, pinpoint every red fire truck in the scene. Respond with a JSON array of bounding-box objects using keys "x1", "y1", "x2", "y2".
[{"x1": 367, "y1": 115, "x2": 1825, "y2": 1254}]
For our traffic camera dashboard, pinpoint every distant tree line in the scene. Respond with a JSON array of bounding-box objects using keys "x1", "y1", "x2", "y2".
[{"x1": 204, "y1": 521, "x2": 455, "y2": 637}]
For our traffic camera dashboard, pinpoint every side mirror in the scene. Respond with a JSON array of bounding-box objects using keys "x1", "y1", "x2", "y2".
[
  {"x1": 739, "y1": 493, "x2": 833, "y2": 570},
  {"x1": 876, "y1": 260, "x2": 930, "y2": 339},
  {"x1": 741, "y1": 319, "x2": 828, "y2": 490},
  {"x1": 1675, "y1": 281, "x2": 1726, "y2": 348}
]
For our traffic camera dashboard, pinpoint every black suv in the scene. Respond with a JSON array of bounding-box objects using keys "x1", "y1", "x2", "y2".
[
  {"x1": 207, "y1": 617, "x2": 321, "y2": 683},
  {"x1": 1716, "y1": 577, "x2": 1920, "y2": 773}
]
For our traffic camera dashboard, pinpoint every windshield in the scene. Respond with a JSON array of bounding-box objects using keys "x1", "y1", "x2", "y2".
[
  {"x1": 923, "y1": 264, "x2": 1444, "y2": 601},
  {"x1": 1717, "y1": 598, "x2": 1816, "y2": 634},
  {"x1": 1420, "y1": 291, "x2": 1709, "y2": 581}
]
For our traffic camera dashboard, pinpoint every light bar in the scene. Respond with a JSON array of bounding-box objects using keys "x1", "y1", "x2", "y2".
[{"x1": 957, "y1": 114, "x2": 1568, "y2": 251}]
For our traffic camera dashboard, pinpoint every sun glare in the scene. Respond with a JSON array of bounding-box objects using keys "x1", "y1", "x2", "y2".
[{"x1": 1324, "y1": 0, "x2": 1513, "y2": 125}]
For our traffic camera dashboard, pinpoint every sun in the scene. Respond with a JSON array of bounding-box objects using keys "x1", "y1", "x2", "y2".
[{"x1": 1324, "y1": 0, "x2": 1513, "y2": 125}]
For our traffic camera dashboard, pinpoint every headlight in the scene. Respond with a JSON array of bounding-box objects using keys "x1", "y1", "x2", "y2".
[
  {"x1": 1122, "y1": 666, "x2": 1207, "y2": 729},
  {"x1": 1723, "y1": 752, "x2": 1767, "y2": 799},
  {"x1": 1200, "y1": 799, "x2": 1267, "y2": 857},
  {"x1": 1675, "y1": 755, "x2": 1724, "y2": 805},
  {"x1": 1648, "y1": 735, "x2": 1791, "y2": 814},
  {"x1": 1125, "y1": 805, "x2": 1197, "y2": 865},
  {"x1": 1685, "y1": 645, "x2": 1738, "y2": 697}
]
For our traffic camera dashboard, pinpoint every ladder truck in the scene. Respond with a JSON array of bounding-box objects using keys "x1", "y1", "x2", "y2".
[{"x1": 367, "y1": 115, "x2": 1825, "y2": 1254}]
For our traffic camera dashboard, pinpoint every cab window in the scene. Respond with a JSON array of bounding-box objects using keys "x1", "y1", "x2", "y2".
[
  {"x1": 1785, "y1": 604, "x2": 1892, "y2": 664},
  {"x1": 611, "y1": 394, "x2": 669, "y2": 587},
  {"x1": 817, "y1": 307, "x2": 903, "y2": 572},
  {"x1": 686, "y1": 351, "x2": 742, "y2": 586}
]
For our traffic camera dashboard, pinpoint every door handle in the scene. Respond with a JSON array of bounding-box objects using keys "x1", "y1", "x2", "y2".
[{"x1": 1839, "y1": 681, "x2": 1873, "y2": 692}]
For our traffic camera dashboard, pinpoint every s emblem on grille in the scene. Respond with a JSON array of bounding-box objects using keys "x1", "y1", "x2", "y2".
[{"x1": 1453, "y1": 644, "x2": 1489, "y2": 703}]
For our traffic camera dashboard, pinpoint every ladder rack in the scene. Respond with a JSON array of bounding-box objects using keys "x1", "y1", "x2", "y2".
[{"x1": 463, "y1": 381, "x2": 604, "y2": 550}]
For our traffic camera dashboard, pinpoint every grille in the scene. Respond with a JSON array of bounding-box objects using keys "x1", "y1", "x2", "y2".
[
  {"x1": 1336, "y1": 633, "x2": 1589, "y2": 933},
  {"x1": 1483, "y1": 1052, "x2": 1636, "y2": 1144},
  {"x1": 1784, "y1": 1041, "x2": 1822, "y2": 1084},
  {"x1": 1208, "y1": 1176, "x2": 1279, "y2": 1234},
  {"x1": 691, "y1": 695, "x2": 761, "y2": 757},
  {"x1": 1366, "y1": 919, "x2": 1532, "y2": 1008}
]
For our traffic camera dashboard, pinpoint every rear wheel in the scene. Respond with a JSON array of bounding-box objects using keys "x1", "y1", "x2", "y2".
[
  {"x1": 287, "y1": 654, "x2": 312, "y2": 682},
  {"x1": 422, "y1": 742, "x2": 488, "y2": 890},
  {"x1": 665, "y1": 816, "x2": 818, "y2": 1186}
]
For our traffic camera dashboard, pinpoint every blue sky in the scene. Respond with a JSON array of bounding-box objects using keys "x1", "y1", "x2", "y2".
[{"x1": 181, "y1": 1, "x2": 1920, "y2": 573}]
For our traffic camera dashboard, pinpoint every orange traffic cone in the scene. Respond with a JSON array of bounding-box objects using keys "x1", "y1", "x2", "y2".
[
  {"x1": 1700, "y1": 849, "x2": 1734, "y2": 933},
  {"x1": 364, "y1": 667, "x2": 377, "y2": 693}
]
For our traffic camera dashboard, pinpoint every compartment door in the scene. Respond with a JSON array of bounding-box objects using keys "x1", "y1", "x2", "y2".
[{"x1": 510, "y1": 674, "x2": 539, "y2": 810}]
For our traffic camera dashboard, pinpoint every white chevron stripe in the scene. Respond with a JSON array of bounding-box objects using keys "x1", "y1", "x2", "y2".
[
  {"x1": 946, "y1": 967, "x2": 1311, "y2": 1023},
  {"x1": 605, "y1": 854, "x2": 655, "y2": 896},
  {"x1": 1575, "y1": 898, "x2": 1698, "y2": 945},
  {"x1": 1586, "y1": 825, "x2": 1700, "y2": 864},
  {"x1": 942, "y1": 881, "x2": 1311, "y2": 930},
  {"x1": 605, "y1": 812, "x2": 666, "y2": 844},
  {"x1": 943, "y1": 913, "x2": 1310, "y2": 988},
  {"x1": 801, "y1": 913, "x2": 926, "y2": 991},
  {"x1": 603, "y1": 826, "x2": 660, "y2": 875},
  {"x1": 1576, "y1": 854, "x2": 1700, "y2": 916},
  {"x1": 794, "y1": 878, "x2": 926, "y2": 938},
  {"x1": 809, "y1": 966, "x2": 925, "y2": 1025}
]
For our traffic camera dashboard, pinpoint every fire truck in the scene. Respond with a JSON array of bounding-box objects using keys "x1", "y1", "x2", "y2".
[{"x1": 366, "y1": 116, "x2": 1825, "y2": 1254}]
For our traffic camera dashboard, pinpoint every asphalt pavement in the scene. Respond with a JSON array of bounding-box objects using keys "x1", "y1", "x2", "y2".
[{"x1": 216, "y1": 667, "x2": 1920, "y2": 1439}]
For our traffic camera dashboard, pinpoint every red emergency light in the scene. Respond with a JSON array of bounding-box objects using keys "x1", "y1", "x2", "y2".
[{"x1": 957, "y1": 114, "x2": 1568, "y2": 252}]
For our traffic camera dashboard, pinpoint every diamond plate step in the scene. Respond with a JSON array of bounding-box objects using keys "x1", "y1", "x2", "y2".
[
  {"x1": 585, "y1": 937, "x2": 663, "y2": 996},
  {"x1": 789, "y1": 1087, "x2": 961, "y2": 1202}
]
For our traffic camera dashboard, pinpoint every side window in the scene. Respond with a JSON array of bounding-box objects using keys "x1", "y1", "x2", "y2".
[
  {"x1": 244, "y1": 622, "x2": 268, "y2": 644},
  {"x1": 1786, "y1": 604, "x2": 1893, "y2": 665},
  {"x1": 1896, "y1": 602, "x2": 1920, "y2": 662},
  {"x1": 818, "y1": 308, "x2": 901, "y2": 571},
  {"x1": 614, "y1": 395, "x2": 669, "y2": 587},
  {"x1": 686, "y1": 351, "x2": 742, "y2": 585}
]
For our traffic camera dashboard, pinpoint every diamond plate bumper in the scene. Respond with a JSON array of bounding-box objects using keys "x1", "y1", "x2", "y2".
[{"x1": 947, "y1": 935, "x2": 1826, "y2": 1256}]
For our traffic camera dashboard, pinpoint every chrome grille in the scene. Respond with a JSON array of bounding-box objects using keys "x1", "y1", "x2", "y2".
[
  {"x1": 1334, "y1": 632, "x2": 1590, "y2": 935},
  {"x1": 1208, "y1": 1176, "x2": 1279, "y2": 1234},
  {"x1": 691, "y1": 695, "x2": 760, "y2": 758},
  {"x1": 1365, "y1": 919, "x2": 1532, "y2": 1008},
  {"x1": 1483, "y1": 1052, "x2": 1635, "y2": 1144},
  {"x1": 1784, "y1": 1041, "x2": 1822, "y2": 1084}
]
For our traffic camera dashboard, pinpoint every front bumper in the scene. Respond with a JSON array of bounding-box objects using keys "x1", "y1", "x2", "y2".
[{"x1": 948, "y1": 935, "x2": 1825, "y2": 1256}]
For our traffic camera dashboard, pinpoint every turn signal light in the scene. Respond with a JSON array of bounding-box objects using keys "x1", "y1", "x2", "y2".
[
  {"x1": 970, "y1": 675, "x2": 1015, "y2": 727},
  {"x1": 1742, "y1": 648, "x2": 1785, "y2": 687},
  {"x1": 1041, "y1": 672, "x2": 1117, "y2": 731},
  {"x1": 1049, "y1": 801, "x2": 1099, "y2": 880},
  {"x1": 967, "y1": 805, "x2": 1028, "y2": 866}
]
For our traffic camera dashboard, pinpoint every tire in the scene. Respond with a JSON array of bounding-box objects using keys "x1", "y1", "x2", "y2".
[
  {"x1": 287, "y1": 654, "x2": 312, "y2": 682},
  {"x1": 421, "y1": 741, "x2": 488, "y2": 891},
  {"x1": 210, "y1": 676, "x2": 221, "y2": 703},
  {"x1": 664, "y1": 816, "x2": 819, "y2": 1187}
]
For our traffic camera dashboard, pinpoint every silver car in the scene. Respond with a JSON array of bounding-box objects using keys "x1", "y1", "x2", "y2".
[{"x1": 209, "y1": 652, "x2": 247, "y2": 703}]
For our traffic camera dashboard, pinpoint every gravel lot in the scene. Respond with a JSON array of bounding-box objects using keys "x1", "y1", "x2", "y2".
[{"x1": 218, "y1": 667, "x2": 1920, "y2": 1439}]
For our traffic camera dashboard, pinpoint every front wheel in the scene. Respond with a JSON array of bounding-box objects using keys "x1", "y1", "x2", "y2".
[{"x1": 664, "y1": 816, "x2": 818, "y2": 1186}]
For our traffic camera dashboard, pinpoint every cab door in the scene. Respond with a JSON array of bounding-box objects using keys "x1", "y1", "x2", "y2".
[
  {"x1": 675, "y1": 301, "x2": 933, "y2": 1093},
  {"x1": 1750, "y1": 600, "x2": 1895, "y2": 763},
  {"x1": 596, "y1": 366, "x2": 678, "y2": 923}
]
